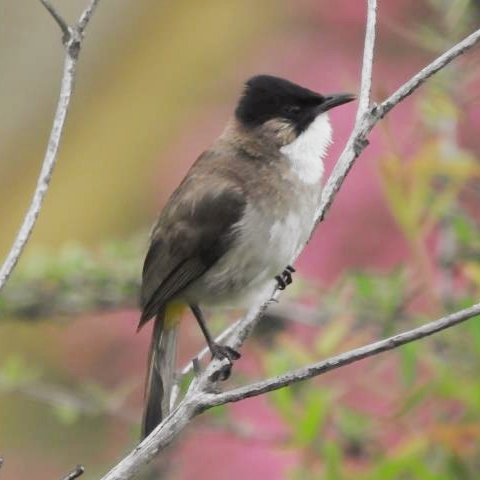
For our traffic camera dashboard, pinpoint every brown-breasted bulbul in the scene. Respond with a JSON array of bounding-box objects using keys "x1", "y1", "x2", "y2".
[{"x1": 138, "y1": 75, "x2": 355, "y2": 438}]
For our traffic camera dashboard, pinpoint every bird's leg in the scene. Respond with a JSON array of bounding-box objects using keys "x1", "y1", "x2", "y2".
[
  {"x1": 275, "y1": 265, "x2": 296, "y2": 290},
  {"x1": 189, "y1": 304, "x2": 241, "y2": 381}
]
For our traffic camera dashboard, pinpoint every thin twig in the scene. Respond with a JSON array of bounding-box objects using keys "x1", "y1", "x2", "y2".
[
  {"x1": 315, "y1": 0, "x2": 377, "y2": 223},
  {"x1": 39, "y1": 0, "x2": 70, "y2": 40},
  {"x1": 205, "y1": 301, "x2": 480, "y2": 406},
  {"x1": 355, "y1": 0, "x2": 377, "y2": 122},
  {"x1": 378, "y1": 27, "x2": 480, "y2": 119},
  {"x1": 316, "y1": 26, "x2": 480, "y2": 223},
  {"x1": 78, "y1": 0, "x2": 102, "y2": 33},
  {"x1": 59, "y1": 465, "x2": 84, "y2": 480},
  {"x1": 0, "y1": 55, "x2": 77, "y2": 296},
  {"x1": 0, "y1": 0, "x2": 102, "y2": 295}
]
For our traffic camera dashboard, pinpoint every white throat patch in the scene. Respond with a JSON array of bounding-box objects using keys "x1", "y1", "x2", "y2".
[{"x1": 280, "y1": 113, "x2": 332, "y2": 184}]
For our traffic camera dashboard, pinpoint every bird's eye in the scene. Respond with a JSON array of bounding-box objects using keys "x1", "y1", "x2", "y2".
[{"x1": 283, "y1": 105, "x2": 301, "y2": 116}]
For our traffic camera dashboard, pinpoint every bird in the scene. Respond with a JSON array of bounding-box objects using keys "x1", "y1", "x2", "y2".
[{"x1": 138, "y1": 74, "x2": 355, "y2": 438}]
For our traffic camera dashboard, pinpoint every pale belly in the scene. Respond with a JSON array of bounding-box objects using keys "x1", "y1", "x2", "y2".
[{"x1": 184, "y1": 184, "x2": 321, "y2": 307}]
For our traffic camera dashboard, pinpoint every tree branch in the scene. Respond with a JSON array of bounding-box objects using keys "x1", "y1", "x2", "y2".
[
  {"x1": 378, "y1": 27, "x2": 480, "y2": 119},
  {"x1": 39, "y1": 0, "x2": 70, "y2": 40},
  {"x1": 204, "y1": 301, "x2": 480, "y2": 407},
  {"x1": 355, "y1": 0, "x2": 377, "y2": 122},
  {"x1": 59, "y1": 466, "x2": 85, "y2": 480},
  {"x1": 316, "y1": 25, "x2": 480, "y2": 223},
  {"x1": 0, "y1": 0, "x2": 102, "y2": 296},
  {"x1": 78, "y1": 0, "x2": 102, "y2": 34}
]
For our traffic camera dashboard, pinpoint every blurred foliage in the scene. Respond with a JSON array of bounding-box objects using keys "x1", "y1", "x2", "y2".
[{"x1": 0, "y1": 238, "x2": 143, "y2": 319}]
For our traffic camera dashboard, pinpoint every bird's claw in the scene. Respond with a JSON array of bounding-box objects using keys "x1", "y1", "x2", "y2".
[
  {"x1": 276, "y1": 265, "x2": 296, "y2": 290},
  {"x1": 208, "y1": 343, "x2": 241, "y2": 382}
]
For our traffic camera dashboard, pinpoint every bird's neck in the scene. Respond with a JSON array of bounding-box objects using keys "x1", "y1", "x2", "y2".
[
  {"x1": 280, "y1": 113, "x2": 332, "y2": 185},
  {"x1": 219, "y1": 119, "x2": 282, "y2": 161}
]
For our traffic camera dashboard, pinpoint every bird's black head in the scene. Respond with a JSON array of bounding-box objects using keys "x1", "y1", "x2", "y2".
[{"x1": 235, "y1": 75, "x2": 355, "y2": 135}]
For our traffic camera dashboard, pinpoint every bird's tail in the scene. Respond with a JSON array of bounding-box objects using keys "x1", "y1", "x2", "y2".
[{"x1": 141, "y1": 303, "x2": 184, "y2": 439}]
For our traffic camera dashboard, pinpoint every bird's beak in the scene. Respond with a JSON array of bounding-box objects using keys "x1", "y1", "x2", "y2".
[{"x1": 318, "y1": 93, "x2": 356, "y2": 113}]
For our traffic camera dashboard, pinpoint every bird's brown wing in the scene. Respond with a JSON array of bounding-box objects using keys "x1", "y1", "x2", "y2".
[{"x1": 138, "y1": 164, "x2": 246, "y2": 329}]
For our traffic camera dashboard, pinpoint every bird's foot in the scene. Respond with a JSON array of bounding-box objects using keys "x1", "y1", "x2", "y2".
[
  {"x1": 209, "y1": 343, "x2": 241, "y2": 382},
  {"x1": 275, "y1": 265, "x2": 296, "y2": 290}
]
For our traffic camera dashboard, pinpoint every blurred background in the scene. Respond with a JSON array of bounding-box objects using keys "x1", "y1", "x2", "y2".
[{"x1": 1, "y1": 0, "x2": 480, "y2": 479}]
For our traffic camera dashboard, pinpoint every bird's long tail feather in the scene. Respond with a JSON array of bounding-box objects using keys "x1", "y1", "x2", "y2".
[{"x1": 141, "y1": 309, "x2": 179, "y2": 439}]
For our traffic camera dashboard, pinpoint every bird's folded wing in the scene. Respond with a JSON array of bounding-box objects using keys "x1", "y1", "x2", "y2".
[{"x1": 139, "y1": 173, "x2": 246, "y2": 328}]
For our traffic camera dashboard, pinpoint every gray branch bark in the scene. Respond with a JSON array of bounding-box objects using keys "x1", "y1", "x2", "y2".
[
  {"x1": 205, "y1": 300, "x2": 480, "y2": 406},
  {"x1": 59, "y1": 466, "x2": 85, "y2": 480},
  {"x1": 0, "y1": 0, "x2": 101, "y2": 295}
]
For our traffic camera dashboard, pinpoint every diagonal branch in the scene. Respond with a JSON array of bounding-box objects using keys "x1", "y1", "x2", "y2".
[
  {"x1": 78, "y1": 0, "x2": 102, "y2": 33},
  {"x1": 0, "y1": 0, "x2": 102, "y2": 296},
  {"x1": 204, "y1": 301, "x2": 480, "y2": 406},
  {"x1": 378, "y1": 26, "x2": 480, "y2": 118},
  {"x1": 316, "y1": 25, "x2": 480, "y2": 224},
  {"x1": 39, "y1": 0, "x2": 70, "y2": 39},
  {"x1": 59, "y1": 466, "x2": 85, "y2": 480}
]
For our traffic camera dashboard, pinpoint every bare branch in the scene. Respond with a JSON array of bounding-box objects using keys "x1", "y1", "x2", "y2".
[
  {"x1": 59, "y1": 465, "x2": 85, "y2": 480},
  {"x1": 0, "y1": 1, "x2": 102, "y2": 295},
  {"x1": 378, "y1": 27, "x2": 480, "y2": 118},
  {"x1": 0, "y1": 56, "x2": 77, "y2": 296},
  {"x1": 355, "y1": 0, "x2": 377, "y2": 121},
  {"x1": 39, "y1": 0, "x2": 70, "y2": 40},
  {"x1": 78, "y1": 0, "x2": 102, "y2": 33},
  {"x1": 317, "y1": 25, "x2": 480, "y2": 223},
  {"x1": 205, "y1": 301, "x2": 480, "y2": 406}
]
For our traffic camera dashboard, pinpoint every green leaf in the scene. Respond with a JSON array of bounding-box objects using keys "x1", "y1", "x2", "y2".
[
  {"x1": 53, "y1": 403, "x2": 81, "y2": 425},
  {"x1": 293, "y1": 390, "x2": 330, "y2": 447},
  {"x1": 395, "y1": 384, "x2": 431, "y2": 418},
  {"x1": 322, "y1": 440, "x2": 343, "y2": 480},
  {"x1": 466, "y1": 319, "x2": 480, "y2": 358},
  {"x1": 399, "y1": 342, "x2": 419, "y2": 387},
  {"x1": 354, "y1": 272, "x2": 375, "y2": 298},
  {"x1": 0, "y1": 354, "x2": 40, "y2": 385},
  {"x1": 269, "y1": 386, "x2": 296, "y2": 426}
]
